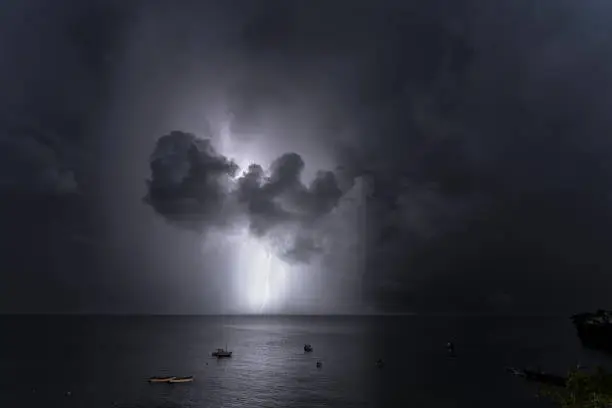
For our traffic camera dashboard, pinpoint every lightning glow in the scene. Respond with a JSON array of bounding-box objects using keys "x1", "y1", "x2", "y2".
[
  {"x1": 214, "y1": 119, "x2": 291, "y2": 313},
  {"x1": 232, "y1": 230, "x2": 289, "y2": 313}
]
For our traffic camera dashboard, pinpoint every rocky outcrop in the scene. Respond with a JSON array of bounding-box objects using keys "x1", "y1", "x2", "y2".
[{"x1": 572, "y1": 309, "x2": 612, "y2": 353}]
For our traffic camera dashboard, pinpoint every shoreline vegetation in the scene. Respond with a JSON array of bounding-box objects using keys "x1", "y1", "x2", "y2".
[
  {"x1": 538, "y1": 367, "x2": 612, "y2": 408},
  {"x1": 511, "y1": 309, "x2": 612, "y2": 407}
]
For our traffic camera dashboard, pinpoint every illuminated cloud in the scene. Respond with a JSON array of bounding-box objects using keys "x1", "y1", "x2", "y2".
[{"x1": 144, "y1": 130, "x2": 345, "y2": 263}]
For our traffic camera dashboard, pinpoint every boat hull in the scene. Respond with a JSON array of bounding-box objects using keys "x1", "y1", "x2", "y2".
[
  {"x1": 212, "y1": 347, "x2": 232, "y2": 358},
  {"x1": 148, "y1": 377, "x2": 175, "y2": 383},
  {"x1": 169, "y1": 377, "x2": 194, "y2": 383}
]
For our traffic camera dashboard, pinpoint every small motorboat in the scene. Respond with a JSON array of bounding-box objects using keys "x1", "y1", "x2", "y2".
[
  {"x1": 212, "y1": 348, "x2": 233, "y2": 358},
  {"x1": 304, "y1": 344, "x2": 313, "y2": 352},
  {"x1": 169, "y1": 376, "x2": 194, "y2": 383},
  {"x1": 148, "y1": 376, "x2": 175, "y2": 383}
]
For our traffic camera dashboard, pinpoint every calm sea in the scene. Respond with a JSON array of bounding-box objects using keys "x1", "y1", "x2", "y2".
[{"x1": 1, "y1": 315, "x2": 610, "y2": 407}]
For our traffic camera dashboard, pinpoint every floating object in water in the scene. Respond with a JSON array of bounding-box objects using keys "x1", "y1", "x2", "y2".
[
  {"x1": 304, "y1": 344, "x2": 313, "y2": 352},
  {"x1": 148, "y1": 376, "x2": 176, "y2": 383},
  {"x1": 169, "y1": 376, "x2": 194, "y2": 383},
  {"x1": 446, "y1": 341, "x2": 456, "y2": 356},
  {"x1": 212, "y1": 349, "x2": 232, "y2": 358},
  {"x1": 376, "y1": 358, "x2": 385, "y2": 368},
  {"x1": 316, "y1": 360, "x2": 322, "y2": 368}
]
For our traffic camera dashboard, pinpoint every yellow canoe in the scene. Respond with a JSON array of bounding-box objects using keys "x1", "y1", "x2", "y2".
[
  {"x1": 169, "y1": 376, "x2": 194, "y2": 383},
  {"x1": 148, "y1": 376, "x2": 175, "y2": 383}
]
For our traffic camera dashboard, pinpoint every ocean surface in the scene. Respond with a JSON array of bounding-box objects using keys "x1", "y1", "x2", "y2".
[{"x1": 1, "y1": 315, "x2": 611, "y2": 407}]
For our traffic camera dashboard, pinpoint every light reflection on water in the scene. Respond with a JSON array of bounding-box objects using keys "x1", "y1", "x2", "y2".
[{"x1": 1, "y1": 315, "x2": 609, "y2": 408}]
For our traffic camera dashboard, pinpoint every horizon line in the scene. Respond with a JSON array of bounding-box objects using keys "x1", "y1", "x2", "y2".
[{"x1": 0, "y1": 311, "x2": 573, "y2": 317}]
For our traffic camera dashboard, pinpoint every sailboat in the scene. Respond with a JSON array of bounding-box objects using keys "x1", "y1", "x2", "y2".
[
  {"x1": 212, "y1": 342, "x2": 233, "y2": 358},
  {"x1": 212, "y1": 301, "x2": 233, "y2": 358}
]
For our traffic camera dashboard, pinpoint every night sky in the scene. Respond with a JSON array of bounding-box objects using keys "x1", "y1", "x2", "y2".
[{"x1": 2, "y1": 0, "x2": 612, "y2": 315}]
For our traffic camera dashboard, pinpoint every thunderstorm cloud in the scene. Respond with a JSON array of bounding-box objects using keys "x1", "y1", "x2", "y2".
[{"x1": 144, "y1": 130, "x2": 345, "y2": 263}]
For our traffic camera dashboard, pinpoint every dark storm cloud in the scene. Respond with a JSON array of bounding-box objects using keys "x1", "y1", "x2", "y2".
[
  {"x1": 0, "y1": 0, "x2": 134, "y2": 198},
  {"x1": 239, "y1": 153, "x2": 343, "y2": 234},
  {"x1": 0, "y1": 114, "x2": 80, "y2": 195},
  {"x1": 144, "y1": 131, "x2": 344, "y2": 262},
  {"x1": 6, "y1": 0, "x2": 612, "y2": 314},
  {"x1": 341, "y1": 1, "x2": 612, "y2": 313},
  {"x1": 0, "y1": 0, "x2": 135, "y2": 313},
  {"x1": 144, "y1": 131, "x2": 239, "y2": 232},
  {"x1": 212, "y1": 0, "x2": 612, "y2": 313},
  {"x1": 136, "y1": 0, "x2": 612, "y2": 314}
]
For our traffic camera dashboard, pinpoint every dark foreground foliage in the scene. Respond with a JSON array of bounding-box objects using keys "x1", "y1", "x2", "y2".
[{"x1": 539, "y1": 367, "x2": 612, "y2": 408}]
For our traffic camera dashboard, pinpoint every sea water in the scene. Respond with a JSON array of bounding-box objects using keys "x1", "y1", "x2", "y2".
[{"x1": 1, "y1": 315, "x2": 609, "y2": 407}]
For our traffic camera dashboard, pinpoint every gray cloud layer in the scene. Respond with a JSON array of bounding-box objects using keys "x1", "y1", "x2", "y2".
[
  {"x1": 4, "y1": 0, "x2": 612, "y2": 314},
  {"x1": 135, "y1": 0, "x2": 612, "y2": 313},
  {"x1": 144, "y1": 130, "x2": 345, "y2": 263}
]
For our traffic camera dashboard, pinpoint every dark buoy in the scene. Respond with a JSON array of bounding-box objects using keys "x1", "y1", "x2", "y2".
[
  {"x1": 316, "y1": 360, "x2": 322, "y2": 368},
  {"x1": 376, "y1": 358, "x2": 385, "y2": 368},
  {"x1": 446, "y1": 341, "x2": 455, "y2": 356}
]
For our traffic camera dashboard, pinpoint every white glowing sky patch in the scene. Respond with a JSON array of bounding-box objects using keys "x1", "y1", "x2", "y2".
[
  {"x1": 218, "y1": 120, "x2": 265, "y2": 175},
  {"x1": 212, "y1": 119, "x2": 292, "y2": 313},
  {"x1": 232, "y1": 229, "x2": 289, "y2": 313},
  {"x1": 199, "y1": 117, "x2": 367, "y2": 313}
]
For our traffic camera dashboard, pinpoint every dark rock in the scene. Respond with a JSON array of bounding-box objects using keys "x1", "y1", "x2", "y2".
[{"x1": 572, "y1": 309, "x2": 612, "y2": 353}]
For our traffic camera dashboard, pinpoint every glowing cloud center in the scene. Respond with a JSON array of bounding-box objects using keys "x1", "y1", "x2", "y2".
[{"x1": 216, "y1": 121, "x2": 290, "y2": 313}]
